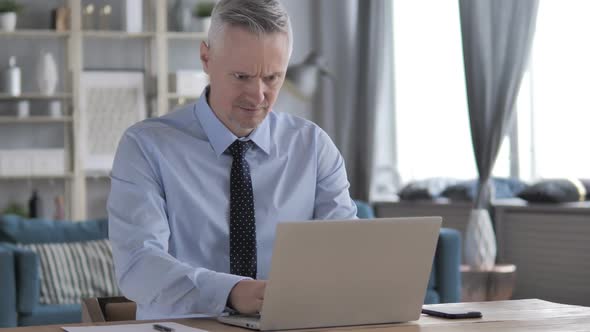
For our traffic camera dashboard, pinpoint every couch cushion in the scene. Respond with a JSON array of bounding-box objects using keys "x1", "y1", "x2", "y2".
[
  {"x1": 0, "y1": 215, "x2": 107, "y2": 244},
  {"x1": 19, "y1": 239, "x2": 120, "y2": 305},
  {"x1": 424, "y1": 289, "x2": 440, "y2": 305},
  {"x1": 398, "y1": 178, "x2": 459, "y2": 200},
  {"x1": 441, "y1": 178, "x2": 528, "y2": 201},
  {"x1": 354, "y1": 200, "x2": 374, "y2": 219},
  {"x1": 18, "y1": 304, "x2": 81, "y2": 326},
  {"x1": 518, "y1": 179, "x2": 588, "y2": 203},
  {"x1": 0, "y1": 245, "x2": 17, "y2": 327},
  {"x1": 428, "y1": 262, "x2": 437, "y2": 291},
  {"x1": 0, "y1": 242, "x2": 40, "y2": 314}
]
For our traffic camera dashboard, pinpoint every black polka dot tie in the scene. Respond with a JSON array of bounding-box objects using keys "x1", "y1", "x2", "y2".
[{"x1": 228, "y1": 140, "x2": 257, "y2": 279}]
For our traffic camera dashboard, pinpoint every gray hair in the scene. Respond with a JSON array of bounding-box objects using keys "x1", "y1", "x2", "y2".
[{"x1": 208, "y1": 0, "x2": 293, "y2": 57}]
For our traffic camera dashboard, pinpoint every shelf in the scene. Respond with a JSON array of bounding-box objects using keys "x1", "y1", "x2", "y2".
[
  {"x1": 85, "y1": 171, "x2": 111, "y2": 179},
  {"x1": 82, "y1": 30, "x2": 155, "y2": 39},
  {"x1": 0, "y1": 116, "x2": 73, "y2": 124},
  {"x1": 0, "y1": 93, "x2": 72, "y2": 100},
  {"x1": 0, "y1": 173, "x2": 73, "y2": 180},
  {"x1": 166, "y1": 32, "x2": 207, "y2": 40},
  {"x1": 168, "y1": 93, "x2": 200, "y2": 99},
  {"x1": 0, "y1": 29, "x2": 70, "y2": 38}
]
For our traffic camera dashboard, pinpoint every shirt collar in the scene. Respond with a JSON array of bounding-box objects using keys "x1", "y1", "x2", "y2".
[{"x1": 194, "y1": 87, "x2": 271, "y2": 157}]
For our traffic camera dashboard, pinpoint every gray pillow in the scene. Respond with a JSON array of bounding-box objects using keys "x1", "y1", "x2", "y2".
[
  {"x1": 399, "y1": 178, "x2": 459, "y2": 200},
  {"x1": 517, "y1": 179, "x2": 588, "y2": 203}
]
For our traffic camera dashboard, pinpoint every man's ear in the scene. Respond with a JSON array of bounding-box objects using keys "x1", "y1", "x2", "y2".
[{"x1": 200, "y1": 41, "x2": 211, "y2": 74}]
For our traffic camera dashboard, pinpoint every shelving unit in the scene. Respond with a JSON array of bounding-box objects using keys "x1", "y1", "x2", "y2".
[
  {"x1": 0, "y1": 0, "x2": 209, "y2": 220},
  {"x1": 82, "y1": 30, "x2": 156, "y2": 39},
  {"x1": 0, "y1": 116, "x2": 73, "y2": 123},
  {"x1": 0, "y1": 173, "x2": 74, "y2": 180},
  {"x1": 0, "y1": 29, "x2": 70, "y2": 38},
  {"x1": 0, "y1": 93, "x2": 72, "y2": 100}
]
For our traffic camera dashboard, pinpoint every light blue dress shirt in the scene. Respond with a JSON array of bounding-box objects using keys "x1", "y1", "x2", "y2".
[{"x1": 107, "y1": 90, "x2": 357, "y2": 319}]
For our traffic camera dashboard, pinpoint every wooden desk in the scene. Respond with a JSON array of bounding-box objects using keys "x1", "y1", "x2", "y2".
[{"x1": 3, "y1": 299, "x2": 590, "y2": 332}]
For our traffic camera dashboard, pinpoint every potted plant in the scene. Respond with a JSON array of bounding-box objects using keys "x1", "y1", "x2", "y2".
[
  {"x1": 192, "y1": 1, "x2": 215, "y2": 33},
  {"x1": 0, "y1": 0, "x2": 23, "y2": 32},
  {"x1": 3, "y1": 202, "x2": 28, "y2": 217}
]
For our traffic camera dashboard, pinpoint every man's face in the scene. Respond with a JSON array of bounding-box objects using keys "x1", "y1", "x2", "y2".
[{"x1": 200, "y1": 25, "x2": 290, "y2": 137}]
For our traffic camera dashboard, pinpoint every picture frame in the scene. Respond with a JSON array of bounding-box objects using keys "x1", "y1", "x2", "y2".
[{"x1": 79, "y1": 71, "x2": 146, "y2": 173}]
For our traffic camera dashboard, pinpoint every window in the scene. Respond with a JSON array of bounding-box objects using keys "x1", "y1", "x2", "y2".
[
  {"x1": 392, "y1": 0, "x2": 511, "y2": 184},
  {"x1": 376, "y1": 0, "x2": 588, "y2": 198},
  {"x1": 516, "y1": 0, "x2": 590, "y2": 179}
]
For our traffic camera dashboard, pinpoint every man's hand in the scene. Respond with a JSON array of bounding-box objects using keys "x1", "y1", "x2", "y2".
[{"x1": 228, "y1": 280, "x2": 267, "y2": 314}]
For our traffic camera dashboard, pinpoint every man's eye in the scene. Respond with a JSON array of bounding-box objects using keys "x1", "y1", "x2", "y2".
[
  {"x1": 234, "y1": 74, "x2": 249, "y2": 80},
  {"x1": 266, "y1": 75, "x2": 278, "y2": 82}
]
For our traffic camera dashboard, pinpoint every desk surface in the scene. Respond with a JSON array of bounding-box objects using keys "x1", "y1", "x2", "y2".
[{"x1": 3, "y1": 299, "x2": 590, "y2": 332}]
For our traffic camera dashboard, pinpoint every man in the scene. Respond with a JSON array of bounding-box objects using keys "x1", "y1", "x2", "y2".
[{"x1": 107, "y1": 0, "x2": 356, "y2": 320}]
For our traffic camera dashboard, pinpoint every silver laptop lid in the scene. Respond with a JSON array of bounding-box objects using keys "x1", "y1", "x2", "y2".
[{"x1": 259, "y1": 217, "x2": 442, "y2": 331}]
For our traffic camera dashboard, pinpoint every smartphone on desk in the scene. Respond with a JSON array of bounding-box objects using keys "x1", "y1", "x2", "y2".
[{"x1": 421, "y1": 308, "x2": 482, "y2": 319}]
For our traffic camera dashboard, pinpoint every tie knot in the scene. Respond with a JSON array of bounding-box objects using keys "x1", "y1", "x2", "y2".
[{"x1": 228, "y1": 140, "x2": 253, "y2": 158}]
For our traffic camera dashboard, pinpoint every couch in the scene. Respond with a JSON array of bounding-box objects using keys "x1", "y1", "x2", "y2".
[
  {"x1": 0, "y1": 215, "x2": 108, "y2": 327},
  {"x1": 0, "y1": 201, "x2": 461, "y2": 327}
]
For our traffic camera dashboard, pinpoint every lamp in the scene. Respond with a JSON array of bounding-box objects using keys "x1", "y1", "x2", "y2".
[{"x1": 284, "y1": 52, "x2": 333, "y2": 101}]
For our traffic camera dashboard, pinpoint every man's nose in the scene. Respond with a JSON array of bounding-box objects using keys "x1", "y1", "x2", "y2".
[{"x1": 246, "y1": 79, "x2": 265, "y2": 106}]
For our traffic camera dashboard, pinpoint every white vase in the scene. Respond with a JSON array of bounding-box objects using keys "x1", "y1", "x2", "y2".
[
  {"x1": 36, "y1": 52, "x2": 58, "y2": 96},
  {"x1": 17, "y1": 101, "x2": 29, "y2": 118},
  {"x1": 464, "y1": 208, "x2": 497, "y2": 270},
  {"x1": 124, "y1": 0, "x2": 143, "y2": 33},
  {"x1": 49, "y1": 100, "x2": 62, "y2": 118},
  {"x1": 0, "y1": 12, "x2": 17, "y2": 31}
]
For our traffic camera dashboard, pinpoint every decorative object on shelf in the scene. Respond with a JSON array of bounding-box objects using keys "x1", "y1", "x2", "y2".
[
  {"x1": 48, "y1": 100, "x2": 62, "y2": 118},
  {"x1": 169, "y1": 70, "x2": 208, "y2": 96},
  {"x1": 80, "y1": 71, "x2": 146, "y2": 172},
  {"x1": 28, "y1": 189, "x2": 41, "y2": 218},
  {"x1": 0, "y1": 0, "x2": 23, "y2": 32},
  {"x1": 0, "y1": 149, "x2": 66, "y2": 176},
  {"x1": 36, "y1": 51, "x2": 58, "y2": 96},
  {"x1": 82, "y1": 3, "x2": 95, "y2": 30},
  {"x1": 1, "y1": 56, "x2": 21, "y2": 96},
  {"x1": 124, "y1": 0, "x2": 142, "y2": 33},
  {"x1": 51, "y1": 6, "x2": 70, "y2": 31},
  {"x1": 285, "y1": 52, "x2": 333, "y2": 100},
  {"x1": 173, "y1": 0, "x2": 191, "y2": 32},
  {"x1": 192, "y1": 1, "x2": 214, "y2": 32},
  {"x1": 16, "y1": 100, "x2": 29, "y2": 118},
  {"x1": 464, "y1": 208, "x2": 497, "y2": 270},
  {"x1": 98, "y1": 4, "x2": 112, "y2": 30},
  {"x1": 32, "y1": 149, "x2": 66, "y2": 176},
  {"x1": 53, "y1": 194, "x2": 65, "y2": 220}
]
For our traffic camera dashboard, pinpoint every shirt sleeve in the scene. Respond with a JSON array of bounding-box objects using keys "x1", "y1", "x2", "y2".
[
  {"x1": 107, "y1": 129, "x2": 248, "y2": 316},
  {"x1": 313, "y1": 128, "x2": 358, "y2": 220}
]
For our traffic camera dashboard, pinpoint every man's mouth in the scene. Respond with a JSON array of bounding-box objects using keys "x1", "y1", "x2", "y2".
[
  {"x1": 240, "y1": 107, "x2": 259, "y2": 112},
  {"x1": 238, "y1": 106, "x2": 266, "y2": 112}
]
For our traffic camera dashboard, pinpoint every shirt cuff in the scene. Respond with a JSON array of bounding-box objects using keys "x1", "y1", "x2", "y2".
[{"x1": 198, "y1": 270, "x2": 252, "y2": 314}]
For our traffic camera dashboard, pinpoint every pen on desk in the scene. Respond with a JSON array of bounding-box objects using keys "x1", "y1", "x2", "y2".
[{"x1": 153, "y1": 323, "x2": 175, "y2": 332}]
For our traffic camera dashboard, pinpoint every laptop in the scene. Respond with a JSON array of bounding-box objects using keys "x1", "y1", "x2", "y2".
[{"x1": 217, "y1": 217, "x2": 442, "y2": 331}]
